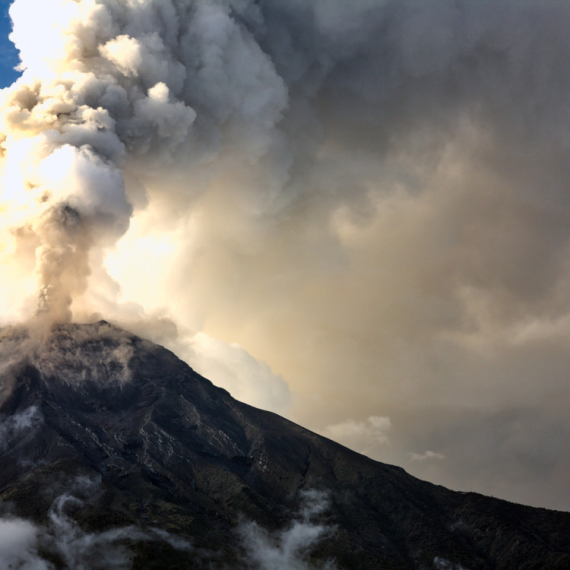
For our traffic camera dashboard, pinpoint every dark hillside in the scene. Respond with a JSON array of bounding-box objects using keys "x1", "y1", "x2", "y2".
[{"x1": 0, "y1": 321, "x2": 568, "y2": 569}]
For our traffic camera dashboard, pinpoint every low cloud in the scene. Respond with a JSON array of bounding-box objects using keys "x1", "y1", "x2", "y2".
[
  {"x1": 187, "y1": 332, "x2": 292, "y2": 415},
  {"x1": 322, "y1": 416, "x2": 391, "y2": 456},
  {"x1": 237, "y1": 489, "x2": 337, "y2": 570},
  {"x1": 0, "y1": 518, "x2": 47, "y2": 570},
  {"x1": 0, "y1": 483, "x2": 337, "y2": 569},
  {"x1": 408, "y1": 451, "x2": 446, "y2": 462},
  {"x1": 0, "y1": 406, "x2": 43, "y2": 451},
  {"x1": 0, "y1": 476, "x2": 193, "y2": 570},
  {"x1": 434, "y1": 557, "x2": 470, "y2": 570}
]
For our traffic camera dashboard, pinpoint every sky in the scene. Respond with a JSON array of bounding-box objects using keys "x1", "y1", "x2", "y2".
[
  {"x1": 0, "y1": 0, "x2": 569, "y2": 513},
  {"x1": 0, "y1": 1, "x2": 19, "y2": 87}
]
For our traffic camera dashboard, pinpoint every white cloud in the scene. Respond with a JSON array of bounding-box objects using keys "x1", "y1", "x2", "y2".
[
  {"x1": 237, "y1": 489, "x2": 337, "y2": 570},
  {"x1": 408, "y1": 451, "x2": 446, "y2": 463},
  {"x1": 0, "y1": 518, "x2": 49, "y2": 570},
  {"x1": 322, "y1": 416, "x2": 391, "y2": 455},
  {"x1": 188, "y1": 332, "x2": 292, "y2": 415},
  {"x1": 0, "y1": 406, "x2": 43, "y2": 451},
  {"x1": 0, "y1": 476, "x2": 193, "y2": 570}
]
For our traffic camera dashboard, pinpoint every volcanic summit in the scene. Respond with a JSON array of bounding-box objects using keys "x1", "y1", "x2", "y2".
[{"x1": 0, "y1": 321, "x2": 568, "y2": 569}]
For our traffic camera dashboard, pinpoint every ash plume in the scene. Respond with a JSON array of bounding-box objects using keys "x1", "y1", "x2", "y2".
[{"x1": 2, "y1": 0, "x2": 566, "y2": 325}]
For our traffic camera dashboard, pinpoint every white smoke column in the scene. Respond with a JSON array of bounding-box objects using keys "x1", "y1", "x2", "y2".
[
  {"x1": 0, "y1": 0, "x2": 286, "y2": 325},
  {"x1": 0, "y1": 0, "x2": 172, "y2": 322},
  {"x1": 0, "y1": 0, "x2": 137, "y2": 323}
]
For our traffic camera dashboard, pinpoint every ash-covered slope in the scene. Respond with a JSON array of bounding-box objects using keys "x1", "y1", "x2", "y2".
[{"x1": 0, "y1": 321, "x2": 569, "y2": 570}]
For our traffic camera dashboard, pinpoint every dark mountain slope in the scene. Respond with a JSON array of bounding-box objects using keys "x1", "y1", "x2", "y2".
[{"x1": 0, "y1": 321, "x2": 568, "y2": 569}]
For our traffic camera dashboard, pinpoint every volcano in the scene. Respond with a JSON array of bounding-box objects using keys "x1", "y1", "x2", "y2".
[{"x1": 0, "y1": 321, "x2": 568, "y2": 569}]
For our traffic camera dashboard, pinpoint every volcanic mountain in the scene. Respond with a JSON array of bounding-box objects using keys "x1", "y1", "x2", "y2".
[{"x1": 0, "y1": 321, "x2": 569, "y2": 569}]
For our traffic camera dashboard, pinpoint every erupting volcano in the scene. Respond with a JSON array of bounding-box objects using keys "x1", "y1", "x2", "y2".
[
  {"x1": 2, "y1": 1, "x2": 570, "y2": 567},
  {"x1": 0, "y1": 321, "x2": 569, "y2": 569}
]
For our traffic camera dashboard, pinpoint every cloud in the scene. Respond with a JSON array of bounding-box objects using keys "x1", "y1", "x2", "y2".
[
  {"x1": 408, "y1": 451, "x2": 446, "y2": 463},
  {"x1": 187, "y1": 332, "x2": 292, "y2": 415},
  {"x1": 237, "y1": 489, "x2": 337, "y2": 570},
  {"x1": 322, "y1": 416, "x2": 391, "y2": 455},
  {"x1": 0, "y1": 476, "x2": 193, "y2": 570},
  {"x1": 434, "y1": 557, "x2": 470, "y2": 570},
  {"x1": 0, "y1": 477, "x2": 336, "y2": 570},
  {"x1": 0, "y1": 518, "x2": 48, "y2": 570},
  {"x1": 0, "y1": 406, "x2": 43, "y2": 451}
]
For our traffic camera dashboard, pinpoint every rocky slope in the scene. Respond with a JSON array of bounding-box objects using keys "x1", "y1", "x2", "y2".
[{"x1": 0, "y1": 321, "x2": 569, "y2": 569}]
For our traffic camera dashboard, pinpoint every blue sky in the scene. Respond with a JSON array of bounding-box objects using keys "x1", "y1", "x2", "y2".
[{"x1": 0, "y1": 0, "x2": 20, "y2": 88}]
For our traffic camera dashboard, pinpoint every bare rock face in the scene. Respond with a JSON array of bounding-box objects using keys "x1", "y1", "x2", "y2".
[{"x1": 0, "y1": 321, "x2": 569, "y2": 569}]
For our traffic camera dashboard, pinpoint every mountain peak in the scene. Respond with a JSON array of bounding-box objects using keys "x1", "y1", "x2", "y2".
[{"x1": 0, "y1": 323, "x2": 569, "y2": 569}]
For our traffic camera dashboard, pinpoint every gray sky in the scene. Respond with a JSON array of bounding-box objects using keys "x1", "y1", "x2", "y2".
[{"x1": 1, "y1": 0, "x2": 570, "y2": 511}]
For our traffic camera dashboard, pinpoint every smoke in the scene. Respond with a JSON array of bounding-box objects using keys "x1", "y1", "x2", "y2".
[
  {"x1": 0, "y1": 0, "x2": 289, "y2": 325},
  {"x1": 0, "y1": 476, "x2": 193, "y2": 570},
  {"x1": 30, "y1": 321, "x2": 136, "y2": 386},
  {"x1": 434, "y1": 557, "x2": 470, "y2": 570},
  {"x1": 0, "y1": 405, "x2": 43, "y2": 451},
  {"x1": 237, "y1": 489, "x2": 337, "y2": 570},
  {"x1": 1, "y1": 0, "x2": 570, "y2": 508}
]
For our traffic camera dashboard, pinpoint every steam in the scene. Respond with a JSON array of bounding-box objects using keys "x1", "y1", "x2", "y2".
[
  {"x1": 0, "y1": 479, "x2": 335, "y2": 570},
  {"x1": 434, "y1": 557, "x2": 470, "y2": 570},
  {"x1": 0, "y1": 405, "x2": 43, "y2": 451},
  {"x1": 0, "y1": 476, "x2": 193, "y2": 570},
  {"x1": 237, "y1": 489, "x2": 337, "y2": 570}
]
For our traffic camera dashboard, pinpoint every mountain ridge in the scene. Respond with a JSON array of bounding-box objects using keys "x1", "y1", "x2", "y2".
[{"x1": 0, "y1": 320, "x2": 569, "y2": 569}]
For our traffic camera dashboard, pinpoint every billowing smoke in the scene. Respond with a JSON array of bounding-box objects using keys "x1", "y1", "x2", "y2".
[
  {"x1": 4, "y1": 0, "x2": 564, "y2": 325},
  {"x1": 1, "y1": 0, "x2": 570, "y2": 510},
  {"x1": 0, "y1": 0, "x2": 198, "y2": 322}
]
